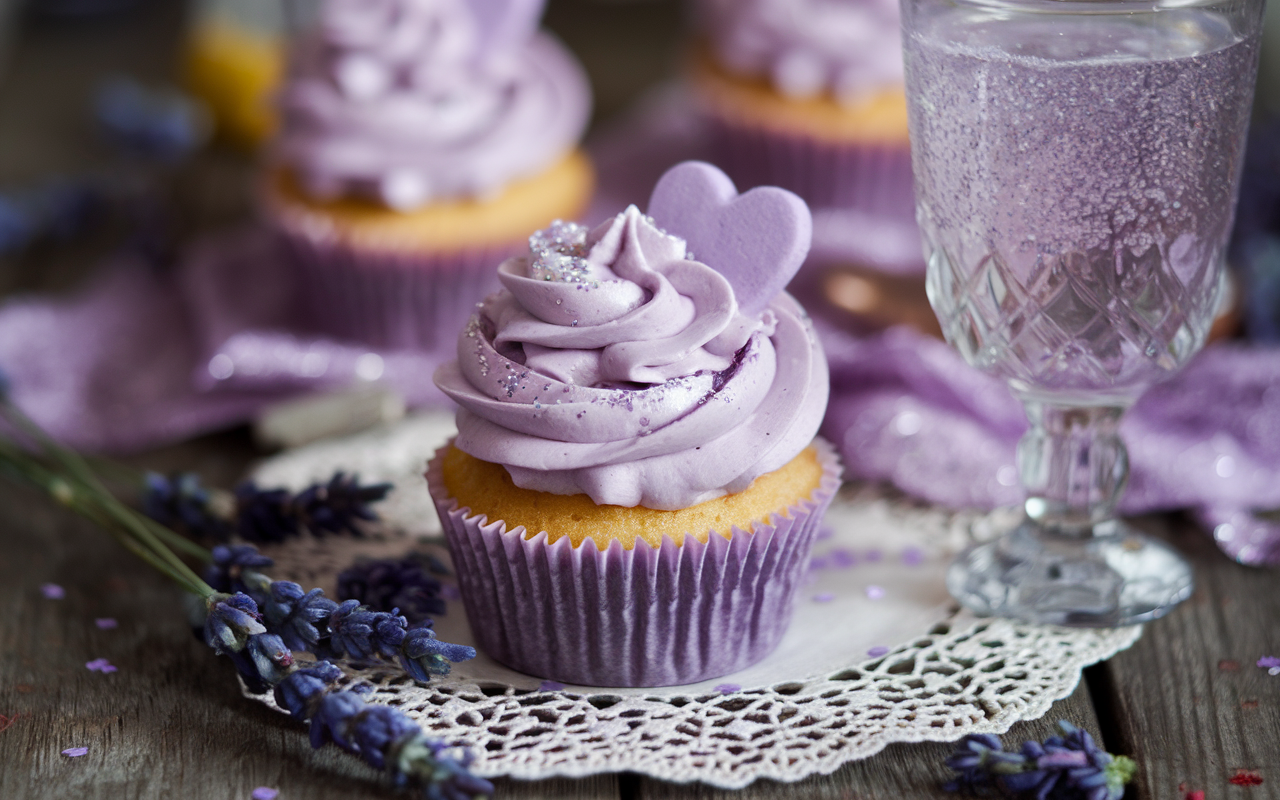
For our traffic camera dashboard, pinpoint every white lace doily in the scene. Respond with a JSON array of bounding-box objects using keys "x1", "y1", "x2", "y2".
[{"x1": 246, "y1": 412, "x2": 1141, "y2": 788}]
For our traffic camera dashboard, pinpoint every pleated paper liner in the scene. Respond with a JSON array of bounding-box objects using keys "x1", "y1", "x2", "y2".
[
  {"x1": 703, "y1": 113, "x2": 916, "y2": 222},
  {"x1": 273, "y1": 220, "x2": 511, "y2": 353},
  {"x1": 427, "y1": 439, "x2": 843, "y2": 688}
]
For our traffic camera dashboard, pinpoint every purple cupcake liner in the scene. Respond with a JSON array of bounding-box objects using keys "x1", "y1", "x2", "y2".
[
  {"x1": 704, "y1": 113, "x2": 916, "y2": 223},
  {"x1": 268, "y1": 209, "x2": 514, "y2": 352},
  {"x1": 427, "y1": 440, "x2": 843, "y2": 688}
]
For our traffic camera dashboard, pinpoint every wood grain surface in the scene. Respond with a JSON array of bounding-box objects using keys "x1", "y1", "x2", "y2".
[{"x1": 2, "y1": 2, "x2": 1278, "y2": 799}]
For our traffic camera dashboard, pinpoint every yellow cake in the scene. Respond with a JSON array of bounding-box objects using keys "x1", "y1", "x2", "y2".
[
  {"x1": 690, "y1": 46, "x2": 909, "y2": 147},
  {"x1": 264, "y1": 151, "x2": 594, "y2": 256},
  {"x1": 440, "y1": 443, "x2": 827, "y2": 551}
]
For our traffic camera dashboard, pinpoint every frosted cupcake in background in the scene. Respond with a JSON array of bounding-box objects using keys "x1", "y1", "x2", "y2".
[
  {"x1": 184, "y1": 0, "x2": 288, "y2": 148},
  {"x1": 689, "y1": 0, "x2": 913, "y2": 222},
  {"x1": 263, "y1": 0, "x2": 594, "y2": 351},
  {"x1": 428, "y1": 161, "x2": 840, "y2": 687}
]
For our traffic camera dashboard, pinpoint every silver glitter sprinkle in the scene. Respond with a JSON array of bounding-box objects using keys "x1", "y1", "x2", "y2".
[{"x1": 528, "y1": 220, "x2": 591, "y2": 283}]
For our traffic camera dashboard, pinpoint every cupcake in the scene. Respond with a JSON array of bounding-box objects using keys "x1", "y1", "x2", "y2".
[
  {"x1": 262, "y1": 0, "x2": 594, "y2": 352},
  {"x1": 689, "y1": 0, "x2": 913, "y2": 221},
  {"x1": 428, "y1": 161, "x2": 840, "y2": 687},
  {"x1": 184, "y1": 0, "x2": 287, "y2": 148}
]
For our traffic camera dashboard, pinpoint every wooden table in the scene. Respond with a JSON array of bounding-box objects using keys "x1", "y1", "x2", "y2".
[{"x1": 1, "y1": 3, "x2": 1277, "y2": 798}]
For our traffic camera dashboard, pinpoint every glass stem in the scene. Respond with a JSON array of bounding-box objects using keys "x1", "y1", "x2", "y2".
[{"x1": 1018, "y1": 403, "x2": 1129, "y2": 538}]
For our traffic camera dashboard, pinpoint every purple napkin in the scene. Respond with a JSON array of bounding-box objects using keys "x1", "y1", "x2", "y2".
[
  {"x1": 0, "y1": 229, "x2": 450, "y2": 453},
  {"x1": 818, "y1": 319, "x2": 1280, "y2": 566}
]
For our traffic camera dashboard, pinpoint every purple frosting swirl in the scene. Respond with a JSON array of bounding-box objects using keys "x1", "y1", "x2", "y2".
[
  {"x1": 697, "y1": 0, "x2": 904, "y2": 102},
  {"x1": 434, "y1": 207, "x2": 830, "y2": 510},
  {"x1": 274, "y1": 0, "x2": 590, "y2": 211}
]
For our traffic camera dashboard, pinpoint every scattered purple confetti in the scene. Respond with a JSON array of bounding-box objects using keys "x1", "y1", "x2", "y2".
[
  {"x1": 808, "y1": 555, "x2": 829, "y2": 571},
  {"x1": 865, "y1": 585, "x2": 886, "y2": 600},
  {"x1": 41, "y1": 583, "x2": 65, "y2": 599},
  {"x1": 864, "y1": 549, "x2": 883, "y2": 563},
  {"x1": 61, "y1": 747, "x2": 88, "y2": 757},
  {"x1": 829, "y1": 548, "x2": 857, "y2": 569},
  {"x1": 867, "y1": 646, "x2": 889, "y2": 658},
  {"x1": 901, "y1": 546, "x2": 925, "y2": 566},
  {"x1": 539, "y1": 680, "x2": 566, "y2": 691},
  {"x1": 441, "y1": 585, "x2": 462, "y2": 601},
  {"x1": 812, "y1": 593, "x2": 836, "y2": 603},
  {"x1": 94, "y1": 618, "x2": 118, "y2": 630},
  {"x1": 85, "y1": 658, "x2": 117, "y2": 674},
  {"x1": 351, "y1": 683, "x2": 374, "y2": 695},
  {"x1": 815, "y1": 526, "x2": 835, "y2": 541},
  {"x1": 251, "y1": 788, "x2": 279, "y2": 800},
  {"x1": 1260, "y1": 656, "x2": 1280, "y2": 675},
  {"x1": 714, "y1": 683, "x2": 741, "y2": 694}
]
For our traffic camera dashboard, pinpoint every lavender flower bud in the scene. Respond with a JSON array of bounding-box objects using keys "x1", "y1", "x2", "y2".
[
  {"x1": 247, "y1": 633, "x2": 295, "y2": 684},
  {"x1": 943, "y1": 720, "x2": 1136, "y2": 799},
  {"x1": 351, "y1": 705, "x2": 420, "y2": 771},
  {"x1": 295, "y1": 473, "x2": 391, "y2": 537},
  {"x1": 263, "y1": 581, "x2": 339, "y2": 652},
  {"x1": 143, "y1": 471, "x2": 230, "y2": 540},
  {"x1": 236, "y1": 484, "x2": 296, "y2": 543},
  {"x1": 204, "y1": 592, "x2": 265, "y2": 654},
  {"x1": 327, "y1": 600, "x2": 407, "y2": 661},
  {"x1": 310, "y1": 691, "x2": 365, "y2": 752},
  {"x1": 392, "y1": 736, "x2": 494, "y2": 800},
  {"x1": 399, "y1": 624, "x2": 476, "y2": 683},
  {"x1": 273, "y1": 661, "x2": 342, "y2": 720},
  {"x1": 337, "y1": 555, "x2": 446, "y2": 623},
  {"x1": 204, "y1": 545, "x2": 274, "y2": 594}
]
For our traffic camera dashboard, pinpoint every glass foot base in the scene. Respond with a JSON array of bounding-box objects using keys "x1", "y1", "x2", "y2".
[{"x1": 946, "y1": 521, "x2": 1194, "y2": 627}]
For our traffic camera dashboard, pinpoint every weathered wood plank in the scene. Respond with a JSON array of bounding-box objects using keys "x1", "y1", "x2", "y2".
[
  {"x1": 1092, "y1": 518, "x2": 1280, "y2": 800},
  {"x1": 636, "y1": 682, "x2": 1101, "y2": 799}
]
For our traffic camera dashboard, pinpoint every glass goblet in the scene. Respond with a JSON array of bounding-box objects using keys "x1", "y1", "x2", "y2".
[{"x1": 901, "y1": 0, "x2": 1264, "y2": 625}]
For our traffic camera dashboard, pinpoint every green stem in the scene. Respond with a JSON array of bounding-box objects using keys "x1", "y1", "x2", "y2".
[
  {"x1": 0, "y1": 422, "x2": 214, "y2": 598},
  {"x1": 1, "y1": 405, "x2": 212, "y2": 594},
  {"x1": 143, "y1": 516, "x2": 213, "y2": 562}
]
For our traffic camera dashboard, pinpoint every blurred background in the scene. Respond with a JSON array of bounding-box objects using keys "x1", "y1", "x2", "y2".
[{"x1": 0, "y1": 0, "x2": 690, "y2": 297}]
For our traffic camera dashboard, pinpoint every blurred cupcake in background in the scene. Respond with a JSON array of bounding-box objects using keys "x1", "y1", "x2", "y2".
[
  {"x1": 184, "y1": 0, "x2": 290, "y2": 148},
  {"x1": 689, "y1": 0, "x2": 912, "y2": 222},
  {"x1": 262, "y1": 0, "x2": 594, "y2": 352}
]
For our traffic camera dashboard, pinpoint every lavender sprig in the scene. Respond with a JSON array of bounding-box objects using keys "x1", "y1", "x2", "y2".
[
  {"x1": 337, "y1": 555, "x2": 448, "y2": 623},
  {"x1": 0, "y1": 384, "x2": 491, "y2": 799},
  {"x1": 144, "y1": 471, "x2": 231, "y2": 541},
  {"x1": 262, "y1": 581, "x2": 339, "y2": 652},
  {"x1": 204, "y1": 544, "x2": 273, "y2": 594},
  {"x1": 197, "y1": 591, "x2": 490, "y2": 799},
  {"x1": 236, "y1": 473, "x2": 393, "y2": 542},
  {"x1": 943, "y1": 721, "x2": 1136, "y2": 799},
  {"x1": 144, "y1": 471, "x2": 393, "y2": 544},
  {"x1": 198, "y1": 543, "x2": 474, "y2": 682}
]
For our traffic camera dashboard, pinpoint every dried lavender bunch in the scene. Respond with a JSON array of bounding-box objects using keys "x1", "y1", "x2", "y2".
[
  {"x1": 202, "y1": 592, "x2": 491, "y2": 799},
  {"x1": 944, "y1": 720, "x2": 1136, "y2": 799},
  {"x1": 337, "y1": 555, "x2": 448, "y2": 623},
  {"x1": 203, "y1": 542, "x2": 475, "y2": 684},
  {"x1": 142, "y1": 470, "x2": 393, "y2": 544},
  {"x1": 235, "y1": 472, "x2": 393, "y2": 542},
  {"x1": 0, "y1": 385, "x2": 490, "y2": 799},
  {"x1": 143, "y1": 471, "x2": 232, "y2": 541}
]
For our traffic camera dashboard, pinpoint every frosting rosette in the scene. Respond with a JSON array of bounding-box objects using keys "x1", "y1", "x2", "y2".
[
  {"x1": 434, "y1": 196, "x2": 829, "y2": 510},
  {"x1": 697, "y1": 0, "x2": 903, "y2": 103},
  {"x1": 275, "y1": 0, "x2": 590, "y2": 210}
]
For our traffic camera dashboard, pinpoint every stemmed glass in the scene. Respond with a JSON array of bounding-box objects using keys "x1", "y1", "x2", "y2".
[{"x1": 900, "y1": 0, "x2": 1264, "y2": 625}]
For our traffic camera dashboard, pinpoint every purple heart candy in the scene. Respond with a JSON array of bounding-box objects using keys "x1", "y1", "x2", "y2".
[
  {"x1": 646, "y1": 161, "x2": 812, "y2": 316},
  {"x1": 469, "y1": 0, "x2": 544, "y2": 56}
]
